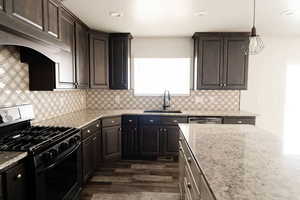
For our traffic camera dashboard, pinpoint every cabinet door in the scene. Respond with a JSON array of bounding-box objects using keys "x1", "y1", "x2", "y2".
[
  {"x1": 10, "y1": 0, "x2": 44, "y2": 30},
  {"x1": 91, "y1": 133, "x2": 98, "y2": 171},
  {"x1": 102, "y1": 126, "x2": 121, "y2": 160},
  {"x1": 56, "y1": 8, "x2": 75, "y2": 89},
  {"x1": 0, "y1": 0, "x2": 4, "y2": 12},
  {"x1": 82, "y1": 136, "x2": 93, "y2": 183},
  {"x1": 223, "y1": 37, "x2": 249, "y2": 89},
  {"x1": 196, "y1": 37, "x2": 223, "y2": 89},
  {"x1": 5, "y1": 162, "x2": 28, "y2": 200},
  {"x1": 45, "y1": 0, "x2": 60, "y2": 38},
  {"x1": 160, "y1": 126, "x2": 179, "y2": 156},
  {"x1": 140, "y1": 125, "x2": 160, "y2": 156},
  {"x1": 179, "y1": 146, "x2": 186, "y2": 200},
  {"x1": 75, "y1": 22, "x2": 89, "y2": 89},
  {"x1": 122, "y1": 125, "x2": 139, "y2": 159},
  {"x1": 109, "y1": 34, "x2": 131, "y2": 89},
  {"x1": 90, "y1": 32, "x2": 109, "y2": 89}
]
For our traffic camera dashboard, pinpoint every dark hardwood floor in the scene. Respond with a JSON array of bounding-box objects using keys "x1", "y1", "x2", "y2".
[{"x1": 80, "y1": 159, "x2": 180, "y2": 200}]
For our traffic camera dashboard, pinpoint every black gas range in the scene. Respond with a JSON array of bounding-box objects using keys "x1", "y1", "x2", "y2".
[{"x1": 0, "y1": 105, "x2": 82, "y2": 200}]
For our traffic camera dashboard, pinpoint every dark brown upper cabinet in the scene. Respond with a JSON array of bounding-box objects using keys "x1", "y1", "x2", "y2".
[
  {"x1": 57, "y1": 7, "x2": 76, "y2": 89},
  {"x1": 193, "y1": 32, "x2": 249, "y2": 90},
  {"x1": 45, "y1": 0, "x2": 60, "y2": 39},
  {"x1": 223, "y1": 37, "x2": 249, "y2": 89},
  {"x1": 75, "y1": 22, "x2": 90, "y2": 89},
  {"x1": 89, "y1": 30, "x2": 109, "y2": 89},
  {"x1": 109, "y1": 33, "x2": 132, "y2": 90},
  {"x1": 10, "y1": 0, "x2": 44, "y2": 30}
]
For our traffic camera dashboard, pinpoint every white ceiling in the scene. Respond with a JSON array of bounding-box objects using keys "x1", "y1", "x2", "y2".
[{"x1": 63, "y1": 0, "x2": 300, "y2": 37}]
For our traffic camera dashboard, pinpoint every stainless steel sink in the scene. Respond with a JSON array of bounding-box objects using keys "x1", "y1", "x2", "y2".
[{"x1": 144, "y1": 110, "x2": 182, "y2": 113}]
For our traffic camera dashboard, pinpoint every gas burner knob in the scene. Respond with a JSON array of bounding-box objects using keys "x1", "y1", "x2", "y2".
[
  {"x1": 69, "y1": 138, "x2": 77, "y2": 145},
  {"x1": 49, "y1": 149, "x2": 58, "y2": 159},
  {"x1": 74, "y1": 135, "x2": 81, "y2": 142},
  {"x1": 41, "y1": 152, "x2": 51, "y2": 163},
  {"x1": 58, "y1": 142, "x2": 69, "y2": 152}
]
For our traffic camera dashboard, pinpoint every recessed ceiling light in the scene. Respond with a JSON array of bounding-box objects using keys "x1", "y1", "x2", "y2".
[
  {"x1": 109, "y1": 12, "x2": 124, "y2": 17},
  {"x1": 280, "y1": 9, "x2": 296, "y2": 16},
  {"x1": 194, "y1": 11, "x2": 208, "y2": 16}
]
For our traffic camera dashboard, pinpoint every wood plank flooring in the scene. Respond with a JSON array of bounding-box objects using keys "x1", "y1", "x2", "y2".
[{"x1": 80, "y1": 159, "x2": 180, "y2": 200}]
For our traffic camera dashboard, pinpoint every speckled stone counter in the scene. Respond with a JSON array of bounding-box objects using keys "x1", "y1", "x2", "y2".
[
  {"x1": 179, "y1": 124, "x2": 300, "y2": 200},
  {"x1": 0, "y1": 151, "x2": 27, "y2": 171},
  {"x1": 34, "y1": 109, "x2": 256, "y2": 129}
]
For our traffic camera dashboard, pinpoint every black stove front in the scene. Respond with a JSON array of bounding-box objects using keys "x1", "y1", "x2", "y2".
[{"x1": 0, "y1": 105, "x2": 82, "y2": 200}]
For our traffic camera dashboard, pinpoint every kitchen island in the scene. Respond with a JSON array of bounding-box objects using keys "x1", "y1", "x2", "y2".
[{"x1": 179, "y1": 124, "x2": 300, "y2": 200}]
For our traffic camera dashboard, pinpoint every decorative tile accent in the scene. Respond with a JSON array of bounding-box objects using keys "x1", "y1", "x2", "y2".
[
  {"x1": 87, "y1": 89, "x2": 240, "y2": 111},
  {"x1": 0, "y1": 46, "x2": 87, "y2": 122}
]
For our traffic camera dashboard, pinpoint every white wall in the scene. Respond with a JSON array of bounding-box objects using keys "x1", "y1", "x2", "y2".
[{"x1": 240, "y1": 37, "x2": 300, "y2": 135}]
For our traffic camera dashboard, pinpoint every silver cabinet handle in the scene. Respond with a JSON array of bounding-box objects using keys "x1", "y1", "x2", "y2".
[
  {"x1": 237, "y1": 120, "x2": 243, "y2": 124},
  {"x1": 87, "y1": 130, "x2": 91, "y2": 133},
  {"x1": 96, "y1": 124, "x2": 99, "y2": 128},
  {"x1": 164, "y1": 128, "x2": 167, "y2": 132},
  {"x1": 173, "y1": 120, "x2": 178, "y2": 123},
  {"x1": 111, "y1": 120, "x2": 115, "y2": 123},
  {"x1": 224, "y1": 83, "x2": 227, "y2": 87},
  {"x1": 149, "y1": 119, "x2": 154, "y2": 123},
  {"x1": 129, "y1": 120, "x2": 133, "y2": 123},
  {"x1": 187, "y1": 182, "x2": 191, "y2": 189},
  {"x1": 17, "y1": 174, "x2": 22, "y2": 179}
]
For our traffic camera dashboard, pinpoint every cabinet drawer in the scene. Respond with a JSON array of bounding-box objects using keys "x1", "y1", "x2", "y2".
[
  {"x1": 185, "y1": 165, "x2": 201, "y2": 200},
  {"x1": 122, "y1": 115, "x2": 138, "y2": 125},
  {"x1": 82, "y1": 120, "x2": 100, "y2": 139},
  {"x1": 102, "y1": 117, "x2": 121, "y2": 127},
  {"x1": 160, "y1": 117, "x2": 187, "y2": 125},
  {"x1": 139, "y1": 116, "x2": 160, "y2": 125},
  {"x1": 223, "y1": 117, "x2": 255, "y2": 125},
  {"x1": 200, "y1": 175, "x2": 215, "y2": 200},
  {"x1": 180, "y1": 140, "x2": 202, "y2": 188}
]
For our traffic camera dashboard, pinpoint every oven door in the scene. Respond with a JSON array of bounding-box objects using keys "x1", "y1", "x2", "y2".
[{"x1": 35, "y1": 143, "x2": 81, "y2": 200}]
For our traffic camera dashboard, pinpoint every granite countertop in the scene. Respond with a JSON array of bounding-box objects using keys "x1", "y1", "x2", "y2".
[
  {"x1": 0, "y1": 151, "x2": 27, "y2": 171},
  {"x1": 34, "y1": 109, "x2": 256, "y2": 129},
  {"x1": 179, "y1": 124, "x2": 300, "y2": 200}
]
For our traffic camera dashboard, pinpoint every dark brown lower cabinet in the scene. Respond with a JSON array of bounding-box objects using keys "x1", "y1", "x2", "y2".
[
  {"x1": 102, "y1": 126, "x2": 121, "y2": 160},
  {"x1": 160, "y1": 126, "x2": 180, "y2": 156},
  {"x1": 122, "y1": 125, "x2": 139, "y2": 159},
  {"x1": 82, "y1": 132, "x2": 97, "y2": 183},
  {"x1": 140, "y1": 125, "x2": 160, "y2": 157},
  {"x1": 1, "y1": 162, "x2": 28, "y2": 200}
]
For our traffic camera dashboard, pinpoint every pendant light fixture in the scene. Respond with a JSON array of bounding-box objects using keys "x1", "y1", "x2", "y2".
[{"x1": 246, "y1": 0, "x2": 264, "y2": 55}]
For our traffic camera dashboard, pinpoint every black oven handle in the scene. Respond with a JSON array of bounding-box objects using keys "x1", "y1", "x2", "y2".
[{"x1": 37, "y1": 143, "x2": 80, "y2": 174}]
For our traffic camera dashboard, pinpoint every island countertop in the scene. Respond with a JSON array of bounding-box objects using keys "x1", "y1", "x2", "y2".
[{"x1": 179, "y1": 124, "x2": 300, "y2": 200}]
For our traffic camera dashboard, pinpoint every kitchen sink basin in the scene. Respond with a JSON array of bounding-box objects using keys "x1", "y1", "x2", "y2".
[{"x1": 144, "y1": 110, "x2": 182, "y2": 113}]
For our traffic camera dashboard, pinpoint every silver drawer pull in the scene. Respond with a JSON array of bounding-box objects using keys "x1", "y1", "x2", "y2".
[
  {"x1": 187, "y1": 157, "x2": 192, "y2": 163},
  {"x1": 87, "y1": 130, "x2": 91, "y2": 133},
  {"x1": 173, "y1": 120, "x2": 178, "y2": 123},
  {"x1": 237, "y1": 121, "x2": 243, "y2": 124},
  {"x1": 17, "y1": 174, "x2": 22, "y2": 179},
  {"x1": 129, "y1": 120, "x2": 133, "y2": 123},
  {"x1": 111, "y1": 120, "x2": 115, "y2": 123},
  {"x1": 96, "y1": 124, "x2": 99, "y2": 128},
  {"x1": 149, "y1": 120, "x2": 154, "y2": 123}
]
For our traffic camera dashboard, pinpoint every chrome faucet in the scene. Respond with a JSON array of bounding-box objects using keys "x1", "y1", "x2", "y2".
[{"x1": 163, "y1": 90, "x2": 171, "y2": 110}]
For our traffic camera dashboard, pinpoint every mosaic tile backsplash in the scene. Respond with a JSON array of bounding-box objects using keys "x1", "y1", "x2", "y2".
[
  {"x1": 87, "y1": 89, "x2": 240, "y2": 111},
  {"x1": 0, "y1": 45, "x2": 240, "y2": 122},
  {"x1": 0, "y1": 46, "x2": 87, "y2": 122}
]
